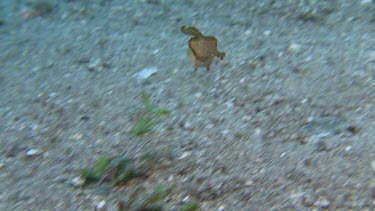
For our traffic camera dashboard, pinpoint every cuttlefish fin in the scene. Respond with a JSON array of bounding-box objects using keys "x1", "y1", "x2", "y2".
[{"x1": 181, "y1": 26, "x2": 204, "y2": 38}]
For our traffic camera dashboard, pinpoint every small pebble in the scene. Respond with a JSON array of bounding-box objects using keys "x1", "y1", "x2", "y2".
[
  {"x1": 71, "y1": 133, "x2": 83, "y2": 140},
  {"x1": 245, "y1": 180, "x2": 254, "y2": 186},
  {"x1": 345, "y1": 146, "x2": 352, "y2": 151},
  {"x1": 254, "y1": 128, "x2": 262, "y2": 136},
  {"x1": 96, "y1": 200, "x2": 106, "y2": 211},
  {"x1": 136, "y1": 67, "x2": 158, "y2": 79},
  {"x1": 244, "y1": 29, "x2": 251, "y2": 36},
  {"x1": 371, "y1": 160, "x2": 375, "y2": 171},
  {"x1": 314, "y1": 196, "x2": 331, "y2": 208},
  {"x1": 302, "y1": 191, "x2": 315, "y2": 207},
  {"x1": 218, "y1": 205, "x2": 225, "y2": 211},
  {"x1": 194, "y1": 92, "x2": 203, "y2": 98},
  {"x1": 182, "y1": 122, "x2": 193, "y2": 130},
  {"x1": 316, "y1": 132, "x2": 334, "y2": 138},
  {"x1": 179, "y1": 151, "x2": 192, "y2": 159},
  {"x1": 306, "y1": 116, "x2": 314, "y2": 123},
  {"x1": 346, "y1": 126, "x2": 359, "y2": 134},
  {"x1": 71, "y1": 176, "x2": 85, "y2": 187},
  {"x1": 301, "y1": 98, "x2": 312, "y2": 104},
  {"x1": 182, "y1": 196, "x2": 190, "y2": 203},
  {"x1": 88, "y1": 58, "x2": 102, "y2": 71},
  {"x1": 316, "y1": 141, "x2": 328, "y2": 152},
  {"x1": 26, "y1": 149, "x2": 42, "y2": 157},
  {"x1": 288, "y1": 43, "x2": 301, "y2": 53},
  {"x1": 263, "y1": 30, "x2": 271, "y2": 36},
  {"x1": 242, "y1": 115, "x2": 252, "y2": 122},
  {"x1": 96, "y1": 139, "x2": 105, "y2": 144}
]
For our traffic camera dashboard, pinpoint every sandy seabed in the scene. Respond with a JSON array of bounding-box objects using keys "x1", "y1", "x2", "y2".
[{"x1": 0, "y1": 0, "x2": 374, "y2": 210}]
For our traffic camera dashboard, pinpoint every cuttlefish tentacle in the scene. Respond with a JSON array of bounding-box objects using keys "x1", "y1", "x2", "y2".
[{"x1": 181, "y1": 26, "x2": 225, "y2": 71}]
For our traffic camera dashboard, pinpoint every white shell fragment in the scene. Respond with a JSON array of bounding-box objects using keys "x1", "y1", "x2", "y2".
[
  {"x1": 288, "y1": 43, "x2": 301, "y2": 53},
  {"x1": 371, "y1": 160, "x2": 375, "y2": 171},
  {"x1": 96, "y1": 200, "x2": 106, "y2": 211},
  {"x1": 136, "y1": 67, "x2": 158, "y2": 79},
  {"x1": 179, "y1": 151, "x2": 192, "y2": 159},
  {"x1": 26, "y1": 149, "x2": 43, "y2": 156},
  {"x1": 71, "y1": 176, "x2": 85, "y2": 187}
]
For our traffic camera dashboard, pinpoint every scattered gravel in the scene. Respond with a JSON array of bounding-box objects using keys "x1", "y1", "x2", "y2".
[{"x1": 0, "y1": 0, "x2": 374, "y2": 210}]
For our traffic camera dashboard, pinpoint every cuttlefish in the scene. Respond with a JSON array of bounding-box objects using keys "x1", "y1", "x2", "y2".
[{"x1": 181, "y1": 26, "x2": 225, "y2": 71}]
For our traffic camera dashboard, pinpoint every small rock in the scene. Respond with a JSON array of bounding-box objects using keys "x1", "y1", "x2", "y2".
[
  {"x1": 346, "y1": 126, "x2": 359, "y2": 134},
  {"x1": 71, "y1": 176, "x2": 85, "y2": 187},
  {"x1": 242, "y1": 115, "x2": 252, "y2": 122},
  {"x1": 88, "y1": 58, "x2": 102, "y2": 71},
  {"x1": 182, "y1": 196, "x2": 190, "y2": 203},
  {"x1": 136, "y1": 67, "x2": 158, "y2": 79},
  {"x1": 316, "y1": 132, "x2": 334, "y2": 138},
  {"x1": 371, "y1": 160, "x2": 375, "y2": 171},
  {"x1": 194, "y1": 92, "x2": 203, "y2": 98},
  {"x1": 182, "y1": 121, "x2": 193, "y2": 130},
  {"x1": 263, "y1": 30, "x2": 271, "y2": 36},
  {"x1": 179, "y1": 151, "x2": 192, "y2": 159},
  {"x1": 306, "y1": 116, "x2": 314, "y2": 123},
  {"x1": 303, "y1": 158, "x2": 312, "y2": 166},
  {"x1": 316, "y1": 141, "x2": 328, "y2": 152},
  {"x1": 345, "y1": 145, "x2": 352, "y2": 151},
  {"x1": 95, "y1": 200, "x2": 106, "y2": 211},
  {"x1": 222, "y1": 129, "x2": 230, "y2": 135},
  {"x1": 5, "y1": 144, "x2": 23, "y2": 157},
  {"x1": 54, "y1": 176, "x2": 69, "y2": 183},
  {"x1": 71, "y1": 133, "x2": 83, "y2": 140},
  {"x1": 288, "y1": 43, "x2": 301, "y2": 53},
  {"x1": 26, "y1": 149, "x2": 42, "y2": 157},
  {"x1": 254, "y1": 128, "x2": 262, "y2": 137},
  {"x1": 218, "y1": 205, "x2": 225, "y2": 211},
  {"x1": 301, "y1": 191, "x2": 316, "y2": 207},
  {"x1": 244, "y1": 29, "x2": 251, "y2": 36},
  {"x1": 314, "y1": 196, "x2": 331, "y2": 208},
  {"x1": 245, "y1": 180, "x2": 254, "y2": 186}
]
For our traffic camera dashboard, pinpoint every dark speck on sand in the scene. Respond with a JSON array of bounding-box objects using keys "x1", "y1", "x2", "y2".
[{"x1": 0, "y1": 0, "x2": 374, "y2": 210}]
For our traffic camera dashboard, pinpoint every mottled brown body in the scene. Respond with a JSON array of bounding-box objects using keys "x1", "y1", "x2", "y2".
[{"x1": 181, "y1": 26, "x2": 225, "y2": 71}]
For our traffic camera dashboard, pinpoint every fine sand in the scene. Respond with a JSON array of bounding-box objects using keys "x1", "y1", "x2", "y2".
[{"x1": 0, "y1": 0, "x2": 374, "y2": 210}]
